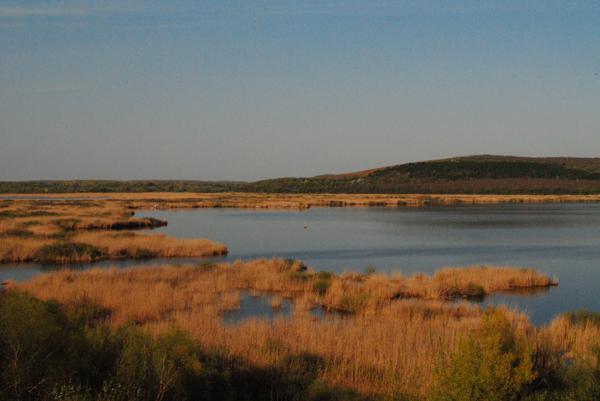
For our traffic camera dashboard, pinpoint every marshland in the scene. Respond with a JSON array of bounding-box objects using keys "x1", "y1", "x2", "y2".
[
  {"x1": 5, "y1": 0, "x2": 600, "y2": 398},
  {"x1": 1, "y1": 196, "x2": 600, "y2": 400}
]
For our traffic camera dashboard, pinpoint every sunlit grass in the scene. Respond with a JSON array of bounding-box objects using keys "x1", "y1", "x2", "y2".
[{"x1": 14, "y1": 258, "x2": 564, "y2": 398}]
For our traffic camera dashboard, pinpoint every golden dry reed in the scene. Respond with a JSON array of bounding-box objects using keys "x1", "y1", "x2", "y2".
[
  {"x1": 15, "y1": 259, "x2": 568, "y2": 398},
  {"x1": 5, "y1": 192, "x2": 600, "y2": 211},
  {"x1": 0, "y1": 199, "x2": 226, "y2": 263}
]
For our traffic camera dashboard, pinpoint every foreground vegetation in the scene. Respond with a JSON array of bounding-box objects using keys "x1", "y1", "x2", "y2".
[
  {"x1": 4, "y1": 259, "x2": 594, "y2": 401},
  {"x1": 0, "y1": 200, "x2": 226, "y2": 263}
]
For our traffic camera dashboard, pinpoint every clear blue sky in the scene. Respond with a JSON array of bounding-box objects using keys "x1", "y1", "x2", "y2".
[{"x1": 1, "y1": 1, "x2": 599, "y2": 180}]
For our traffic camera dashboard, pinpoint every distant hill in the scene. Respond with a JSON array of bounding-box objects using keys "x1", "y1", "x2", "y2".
[
  {"x1": 3, "y1": 156, "x2": 600, "y2": 194},
  {"x1": 243, "y1": 155, "x2": 600, "y2": 194}
]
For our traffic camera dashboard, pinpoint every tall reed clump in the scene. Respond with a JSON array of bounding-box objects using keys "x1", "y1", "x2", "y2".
[
  {"x1": 428, "y1": 266, "x2": 558, "y2": 299},
  {"x1": 14, "y1": 259, "x2": 570, "y2": 399}
]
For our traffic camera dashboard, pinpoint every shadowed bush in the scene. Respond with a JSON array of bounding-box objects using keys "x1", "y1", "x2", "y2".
[
  {"x1": 0, "y1": 291, "x2": 372, "y2": 401},
  {"x1": 563, "y1": 310, "x2": 600, "y2": 328},
  {"x1": 1, "y1": 229, "x2": 34, "y2": 238},
  {"x1": 0, "y1": 292, "x2": 75, "y2": 401},
  {"x1": 34, "y1": 242, "x2": 106, "y2": 263}
]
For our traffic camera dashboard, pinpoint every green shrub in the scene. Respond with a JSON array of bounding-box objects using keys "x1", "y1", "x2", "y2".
[
  {"x1": 464, "y1": 283, "x2": 486, "y2": 299},
  {"x1": 2, "y1": 229, "x2": 34, "y2": 238},
  {"x1": 429, "y1": 309, "x2": 536, "y2": 401},
  {"x1": 313, "y1": 278, "x2": 331, "y2": 296},
  {"x1": 559, "y1": 348, "x2": 600, "y2": 401},
  {"x1": 563, "y1": 310, "x2": 600, "y2": 327},
  {"x1": 0, "y1": 291, "x2": 374, "y2": 401},
  {"x1": 312, "y1": 272, "x2": 333, "y2": 296},
  {"x1": 443, "y1": 283, "x2": 486, "y2": 300},
  {"x1": 287, "y1": 270, "x2": 310, "y2": 282},
  {"x1": 115, "y1": 248, "x2": 157, "y2": 259},
  {"x1": 0, "y1": 292, "x2": 73, "y2": 401},
  {"x1": 111, "y1": 327, "x2": 206, "y2": 401},
  {"x1": 364, "y1": 266, "x2": 377, "y2": 275},
  {"x1": 283, "y1": 259, "x2": 308, "y2": 272},
  {"x1": 338, "y1": 293, "x2": 370, "y2": 314},
  {"x1": 34, "y1": 243, "x2": 106, "y2": 262},
  {"x1": 197, "y1": 261, "x2": 218, "y2": 272},
  {"x1": 52, "y1": 219, "x2": 82, "y2": 231}
]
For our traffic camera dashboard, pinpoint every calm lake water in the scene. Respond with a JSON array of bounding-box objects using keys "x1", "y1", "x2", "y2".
[{"x1": 3, "y1": 203, "x2": 600, "y2": 325}]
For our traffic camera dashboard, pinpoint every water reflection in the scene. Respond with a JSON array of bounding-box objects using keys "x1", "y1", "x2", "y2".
[{"x1": 221, "y1": 292, "x2": 335, "y2": 325}]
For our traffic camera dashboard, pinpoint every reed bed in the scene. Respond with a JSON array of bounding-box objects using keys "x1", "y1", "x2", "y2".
[
  {"x1": 113, "y1": 192, "x2": 600, "y2": 210},
  {"x1": 15, "y1": 259, "x2": 566, "y2": 398},
  {"x1": 0, "y1": 231, "x2": 227, "y2": 263},
  {"x1": 0, "y1": 200, "x2": 226, "y2": 263},
  {"x1": 5, "y1": 192, "x2": 600, "y2": 211}
]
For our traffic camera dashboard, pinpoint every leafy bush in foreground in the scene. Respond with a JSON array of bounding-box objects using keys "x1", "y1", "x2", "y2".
[{"x1": 430, "y1": 309, "x2": 536, "y2": 401}]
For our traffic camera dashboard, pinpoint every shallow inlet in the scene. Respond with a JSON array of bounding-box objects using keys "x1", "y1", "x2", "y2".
[{"x1": 221, "y1": 292, "x2": 341, "y2": 325}]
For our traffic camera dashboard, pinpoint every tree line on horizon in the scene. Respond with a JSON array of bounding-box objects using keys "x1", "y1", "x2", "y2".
[{"x1": 3, "y1": 157, "x2": 600, "y2": 194}]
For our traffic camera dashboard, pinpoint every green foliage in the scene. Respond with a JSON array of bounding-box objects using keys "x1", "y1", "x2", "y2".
[
  {"x1": 523, "y1": 347, "x2": 600, "y2": 401},
  {"x1": 115, "y1": 247, "x2": 157, "y2": 259},
  {"x1": 4, "y1": 291, "x2": 600, "y2": 401},
  {"x1": 443, "y1": 283, "x2": 486, "y2": 300},
  {"x1": 563, "y1": 310, "x2": 600, "y2": 327},
  {"x1": 53, "y1": 218, "x2": 82, "y2": 231},
  {"x1": 312, "y1": 271, "x2": 333, "y2": 296},
  {"x1": 563, "y1": 353, "x2": 600, "y2": 401},
  {"x1": 1, "y1": 229, "x2": 34, "y2": 238},
  {"x1": 34, "y1": 242, "x2": 106, "y2": 262},
  {"x1": 313, "y1": 279, "x2": 331, "y2": 296},
  {"x1": 197, "y1": 261, "x2": 218, "y2": 272},
  {"x1": 283, "y1": 259, "x2": 308, "y2": 272},
  {"x1": 3, "y1": 156, "x2": 600, "y2": 195},
  {"x1": 365, "y1": 266, "x2": 377, "y2": 275},
  {"x1": 244, "y1": 157, "x2": 600, "y2": 194},
  {"x1": 0, "y1": 291, "x2": 370, "y2": 401},
  {"x1": 430, "y1": 309, "x2": 536, "y2": 401},
  {"x1": 0, "y1": 180, "x2": 244, "y2": 194},
  {"x1": 387, "y1": 160, "x2": 600, "y2": 181},
  {"x1": 0, "y1": 292, "x2": 74, "y2": 401},
  {"x1": 108, "y1": 327, "x2": 205, "y2": 401},
  {"x1": 338, "y1": 293, "x2": 370, "y2": 314},
  {"x1": 0, "y1": 210, "x2": 58, "y2": 218}
]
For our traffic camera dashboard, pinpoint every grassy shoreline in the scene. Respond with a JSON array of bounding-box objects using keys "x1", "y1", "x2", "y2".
[
  {"x1": 4, "y1": 192, "x2": 600, "y2": 210},
  {"x1": 0, "y1": 199, "x2": 227, "y2": 264}
]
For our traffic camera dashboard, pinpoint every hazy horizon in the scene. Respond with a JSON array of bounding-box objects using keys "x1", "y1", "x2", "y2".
[{"x1": 2, "y1": 1, "x2": 599, "y2": 181}]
